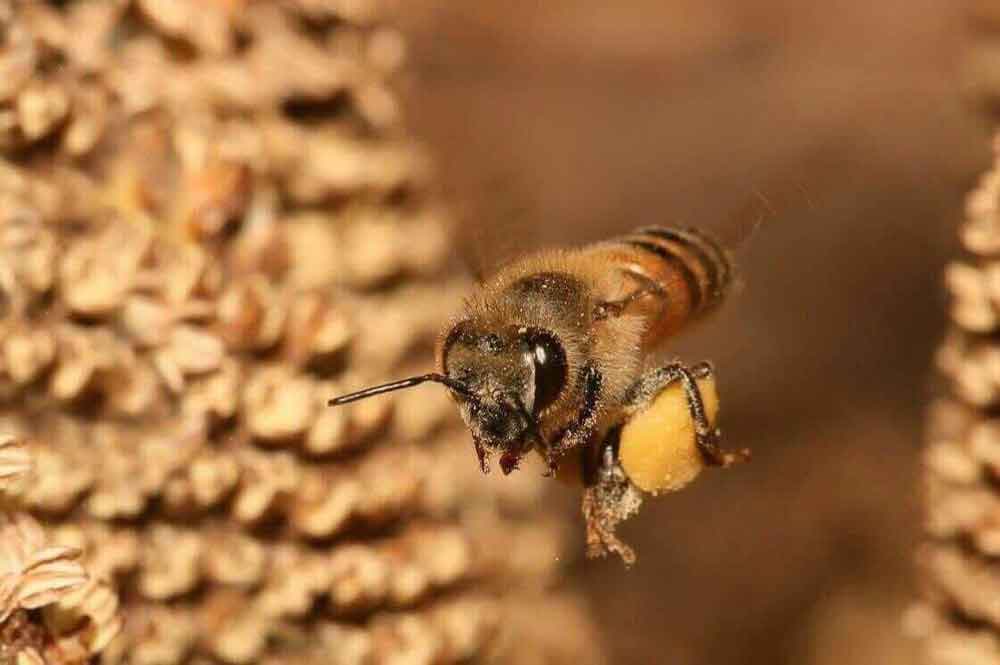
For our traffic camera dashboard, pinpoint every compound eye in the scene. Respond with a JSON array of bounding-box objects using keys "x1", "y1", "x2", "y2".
[{"x1": 524, "y1": 329, "x2": 567, "y2": 415}]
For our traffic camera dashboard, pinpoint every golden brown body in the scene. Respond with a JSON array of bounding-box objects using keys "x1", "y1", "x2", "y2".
[
  {"x1": 582, "y1": 226, "x2": 732, "y2": 347},
  {"x1": 435, "y1": 225, "x2": 735, "y2": 472},
  {"x1": 331, "y1": 225, "x2": 747, "y2": 563}
]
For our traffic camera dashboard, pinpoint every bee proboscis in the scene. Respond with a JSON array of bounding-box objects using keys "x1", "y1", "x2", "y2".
[{"x1": 330, "y1": 226, "x2": 750, "y2": 563}]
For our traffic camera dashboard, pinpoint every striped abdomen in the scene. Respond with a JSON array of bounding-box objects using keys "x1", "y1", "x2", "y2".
[{"x1": 586, "y1": 226, "x2": 733, "y2": 348}]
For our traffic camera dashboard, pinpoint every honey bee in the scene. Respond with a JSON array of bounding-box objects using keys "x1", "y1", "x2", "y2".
[{"x1": 329, "y1": 226, "x2": 750, "y2": 563}]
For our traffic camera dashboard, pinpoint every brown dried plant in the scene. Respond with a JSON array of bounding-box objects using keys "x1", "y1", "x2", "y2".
[
  {"x1": 0, "y1": 2, "x2": 602, "y2": 664},
  {"x1": 0, "y1": 437, "x2": 122, "y2": 665}
]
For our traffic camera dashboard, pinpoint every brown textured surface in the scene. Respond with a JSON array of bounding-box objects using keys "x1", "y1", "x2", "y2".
[
  {"x1": 0, "y1": 438, "x2": 122, "y2": 665},
  {"x1": 0, "y1": 2, "x2": 601, "y2": 664}
]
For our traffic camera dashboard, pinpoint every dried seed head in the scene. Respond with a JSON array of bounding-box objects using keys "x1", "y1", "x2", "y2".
[
  {"x1": 0, "y1": 1, "x2": 602, "y2": 662},
  {"x1": 923, "y1": 127, "x2": 1000, "y2": 662},
  {"x1": 0, "y1": 511, "x2": 88, "y2": 623}
]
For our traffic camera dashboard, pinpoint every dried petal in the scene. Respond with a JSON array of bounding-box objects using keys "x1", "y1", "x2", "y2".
[
  {"x1": 3, "y1": 329, "x2": 55, "y2": 385},
  {"x1": 16, "y1": 80, "x2": 69, "y2": 141},
  {"x1": 139, "y1": 525, "x2": 202, "y2": 600},
  {"x1": 201, "y1": 530, "x2": 265, "y2": 586},
  {"x1": 243, "y1": 365, "x2": 316, "y2": 441},
  {"x1": 0, "y1": 573, "x2": 20, "y2": 623},
  {"x1": 0, "y1": 23, "x2": 36, "y2": 102},
  {"x1": 167, "y1": 325, "x2": 225, "y2": 375},
  {"x1": 44, "y1": 578, "x2": 124, "y2": 653},
  {"x1": 18, "y1": 557, "x2": 88, "y2": 609},
  {"x1": 121, "y1": 296, "x2": 174, "y2": 347},
  {"x1": 184, "y1": 162, "x2": 253, "y2": 240},
  {"x1": 0, "y1": 438, "x2": 32, "y2": 489},
  {"x1": 0, "y1": 512, "x2": 46, "y2": 574},
  {"x1": 59, "y1": 222, "x2": 148, "y2": 317}
]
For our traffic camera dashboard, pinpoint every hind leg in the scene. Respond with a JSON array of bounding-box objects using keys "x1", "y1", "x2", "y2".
[{"x1": 625, "y1": 361, "x2": 749, "y2": 467}]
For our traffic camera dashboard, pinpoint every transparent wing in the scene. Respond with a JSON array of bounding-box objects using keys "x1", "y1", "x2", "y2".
[
  {"x1": 444, "y1": 170, "x2": 549, "y2": 282},
  {"x1": 573, "y1": 176, "x2": 819, "y2": 255},
  {"x1": 441, "y1": 162, "x2": 818, "y2": 280},
  {"x1": 711, "y1": 180, "x2": 818, "y2": 251}
]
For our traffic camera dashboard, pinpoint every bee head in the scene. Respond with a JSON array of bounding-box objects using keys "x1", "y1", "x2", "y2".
[
  {"x1": 439, "y1": 322, "x2": 568, "y2": 474},
  {"x1": 327, "y1": 321, "x2": 568, "y2": 476}
]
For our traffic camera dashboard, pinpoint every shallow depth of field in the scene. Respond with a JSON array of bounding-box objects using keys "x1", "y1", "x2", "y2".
[
  {"x1": 0, "y1": 1, "x2": 993, "y2": 664},
  {"x1": 391, "y1": 1, "x2": 988, "y2": 664}
]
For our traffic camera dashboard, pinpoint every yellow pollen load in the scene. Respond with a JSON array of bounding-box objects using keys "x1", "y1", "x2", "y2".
[{"x1": 619, "y1": 376, "x2": 719, "y2": 494}]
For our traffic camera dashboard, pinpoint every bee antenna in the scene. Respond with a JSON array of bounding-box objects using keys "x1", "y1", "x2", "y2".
[{"x1": 328, "y1": 373, "x2": 473, "y2": 406}]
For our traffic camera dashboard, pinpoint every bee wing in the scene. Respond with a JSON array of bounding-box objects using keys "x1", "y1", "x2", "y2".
[
  {"x1": 445, "y1": 170, "x2": 548, "y2": 282},
  {"x1": 444, "y1": 168, "x2": 818, "y2": 280},
  {"x1": 591, "y1": 178, "x2": 818, "y2": 253},
  {"x1": 714, "y1": 180, "x2": 817, "y2": 250}
]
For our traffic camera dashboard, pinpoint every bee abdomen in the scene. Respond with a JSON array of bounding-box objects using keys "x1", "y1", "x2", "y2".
[{"x1": 624, "y1": 226, "x2": 733, "y2": 317}]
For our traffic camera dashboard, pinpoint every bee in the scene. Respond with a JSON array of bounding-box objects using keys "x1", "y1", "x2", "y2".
[{"x1": 329, "y1": 226, "x2": 750, "y2": 564}]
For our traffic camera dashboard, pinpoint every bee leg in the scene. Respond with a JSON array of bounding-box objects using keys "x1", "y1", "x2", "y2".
[
  {"x1": 684, "y1": 362, "x2": 751, "y2": 467},
  {"x1": 472, "y1": 436, "x2": 490, "y2": 474},
  {"x1": 628, "y1": 361, "x2": 750, "y2": 468},
  {"x1": 593, "y1": 276, "x2": 662, "y2": 321},
  {"x1": 581, "y1": 433, "x2": 641, "y2": 566},
  {"x1": 545, "y1": 365, "x2": 603, "y2": 474}
]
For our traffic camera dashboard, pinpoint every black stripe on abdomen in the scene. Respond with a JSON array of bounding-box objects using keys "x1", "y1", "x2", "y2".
[{"x1": 635, "y1": 226, "x2": 731, "y2": 302}]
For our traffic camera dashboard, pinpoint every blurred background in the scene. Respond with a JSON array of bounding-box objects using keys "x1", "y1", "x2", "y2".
[{"x1": 387, "y1": 1, "x2": 991, "y2": 664}]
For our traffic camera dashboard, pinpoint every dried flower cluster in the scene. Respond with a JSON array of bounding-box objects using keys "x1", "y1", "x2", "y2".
[
  {"x1": 0, "y1": 438, "x2": 122, "y2": 665},
  {"x1": 918, "y1": 133, "x2": 1000, "y2": 663},
  {"x1": 914, "y1": 11, "x2": 1000, "y2": 657},
  {"x1": 0, "y1": 2, "x2": 601, "y2": 664}
]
